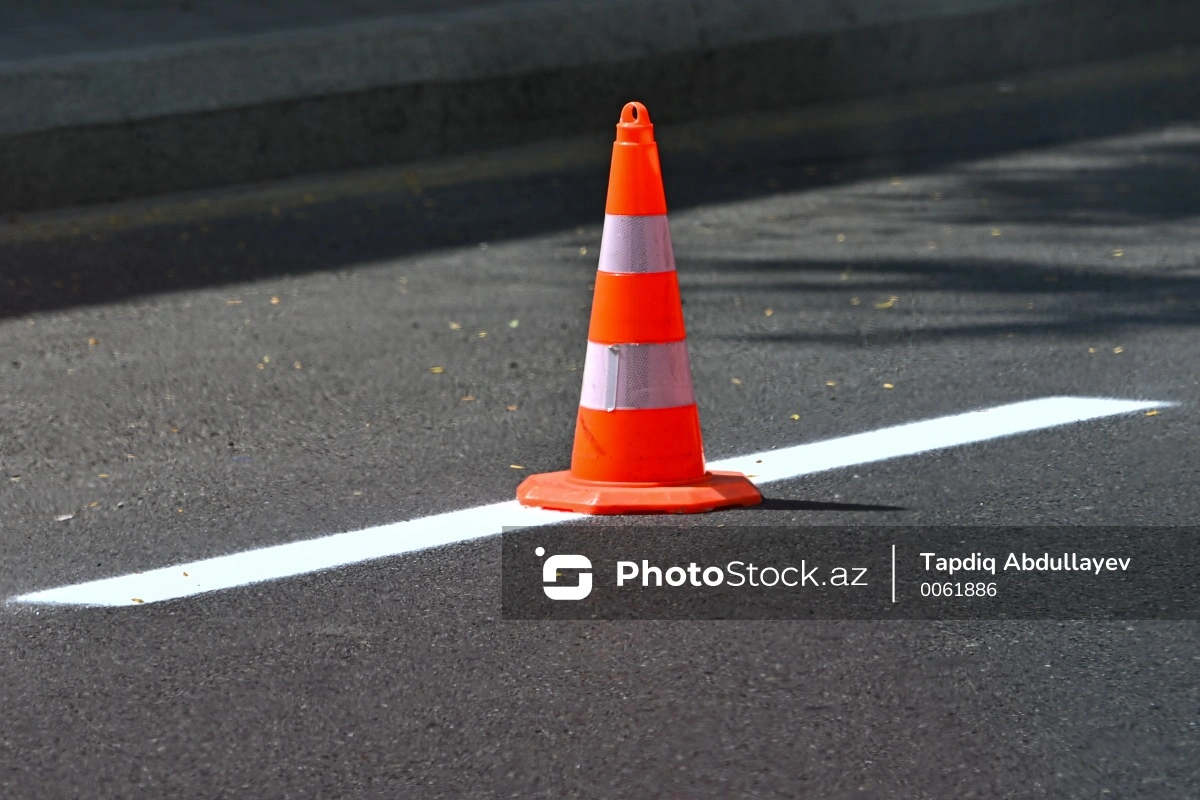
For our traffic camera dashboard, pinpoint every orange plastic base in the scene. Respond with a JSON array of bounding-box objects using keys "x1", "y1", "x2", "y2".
[{"x1": 516, "y1": 470, "x2": 762, "y2": 515}]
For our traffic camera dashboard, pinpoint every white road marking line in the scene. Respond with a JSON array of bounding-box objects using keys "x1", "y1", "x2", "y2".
[
  {"x1": 8, "y1": 396, "x2": 1169, "y2": 608},
  {"x1": 709, "y1": 396, "x2": 1165, "y2": 482}
]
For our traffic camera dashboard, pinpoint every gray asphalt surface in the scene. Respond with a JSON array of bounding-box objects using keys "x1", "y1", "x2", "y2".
[
  {"x1": 0, "y1": 0, "x2": 508, "y2": 61},
  {"x1": 2, "y1": 51, "x2": 1199, "y2": 797}
]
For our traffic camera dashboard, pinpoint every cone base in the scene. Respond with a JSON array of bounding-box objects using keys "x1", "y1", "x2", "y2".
[{"x1": 517, "y1": 470, "x2": 762, "y2": 515}]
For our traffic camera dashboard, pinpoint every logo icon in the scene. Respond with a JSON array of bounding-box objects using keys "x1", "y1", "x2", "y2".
[{"x1": 537, "y1": 546, "x2": 592, "y2": 600}]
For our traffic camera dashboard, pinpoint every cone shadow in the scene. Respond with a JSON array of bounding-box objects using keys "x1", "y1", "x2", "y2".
[{"x1": 757, "y1": 498, "x2": 907, "y2": 513}]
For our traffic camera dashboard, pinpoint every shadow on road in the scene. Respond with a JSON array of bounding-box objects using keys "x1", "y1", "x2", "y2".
[
  {"x1": 757, "y1": 498, "x2": 907, "y2": 512},
  {"x1": 3, "y1": 51, "x2": 1200, "y2": 349}
]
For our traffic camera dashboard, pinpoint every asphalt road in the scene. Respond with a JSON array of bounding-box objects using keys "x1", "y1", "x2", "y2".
[{"x1": 2, "y1": 51, "x2": 1199, "y2": 797}]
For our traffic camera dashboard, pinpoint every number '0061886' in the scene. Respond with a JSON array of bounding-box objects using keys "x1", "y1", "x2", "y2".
[{"x1": 920, "y1": 582, "x2": 998, "y2": 597}]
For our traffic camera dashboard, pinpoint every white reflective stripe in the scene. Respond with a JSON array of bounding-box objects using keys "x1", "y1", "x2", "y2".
[
  {"x1": 597, "y1": 214, "x2": 675, "y2": 274},
  {"x1": 604, "y1": 344, "x2": 620, "y2": 411},
  {"x1": 579, "y1": 340, "x2": 696, "y2": 411}
]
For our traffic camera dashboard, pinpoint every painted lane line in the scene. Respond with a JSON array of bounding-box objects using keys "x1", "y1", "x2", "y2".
[
  {"x1": 8, "y1": 396, "x2": 1169, "y2": 608},
  {"x1": 12, "y1": 502, "x2": 582, "y2": 609},
  {"x1": 709, "y1": 396, "x2": 1165, "y2": 481}
]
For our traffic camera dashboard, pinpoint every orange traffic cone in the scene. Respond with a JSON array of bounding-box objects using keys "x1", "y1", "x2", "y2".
[{"x1": 517, "y1": 102, "x2": 763, "y2": 514}]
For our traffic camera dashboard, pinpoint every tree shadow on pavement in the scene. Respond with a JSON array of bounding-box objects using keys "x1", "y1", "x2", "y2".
[
  {"x1": 687, "y1": 252, "x2": 1200, "y2": 347},
  {"x1": 3, "y1": 51, "x2": 1200, "y2": 332}
]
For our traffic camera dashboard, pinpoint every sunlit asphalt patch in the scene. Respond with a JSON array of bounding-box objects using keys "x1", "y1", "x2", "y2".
[{"x1": 8, "y1": 397, "x2": 1169, "y2": 608}]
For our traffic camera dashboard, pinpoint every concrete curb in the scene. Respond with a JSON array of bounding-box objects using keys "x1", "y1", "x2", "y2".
[{"x1": 3, "y1": 0, "x2": 1199, "y2": 212}]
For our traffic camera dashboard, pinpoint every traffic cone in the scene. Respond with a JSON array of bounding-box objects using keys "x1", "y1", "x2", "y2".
[{"x1": 517, "y1": 101, "x2": 762, "y2": 514}]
